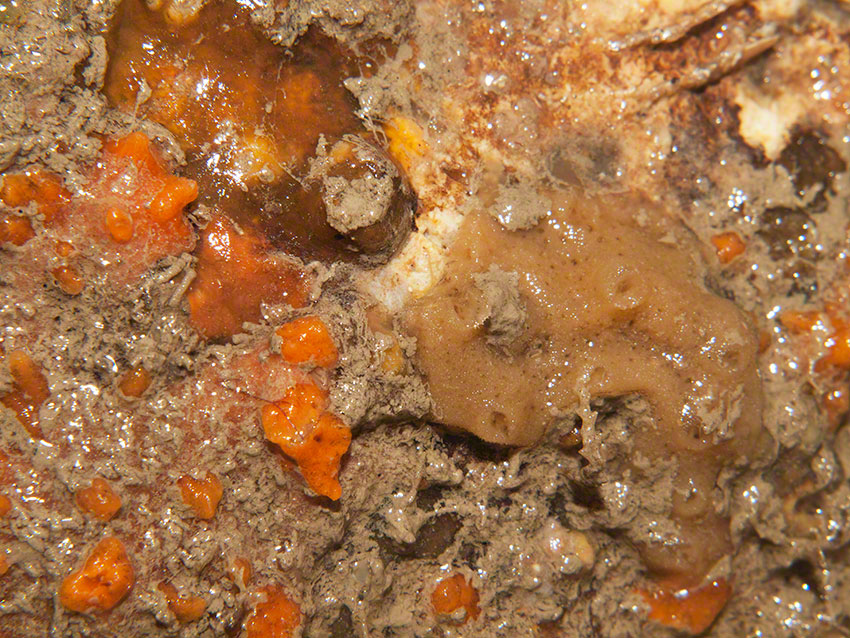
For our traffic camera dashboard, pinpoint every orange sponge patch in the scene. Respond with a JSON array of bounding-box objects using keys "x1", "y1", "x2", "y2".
[
  {"x1": 59, "y1": 537, "x2": 135, "y2": 613},
  {"x1": 159, "y1": 581, "x2": 207, "y2": 623},
  {"x1": 276, "y1": 316, "x2": 338, "y2": 368},
  {"x1": 261, "y1": 383, "x2": 350, "y2": 500},
  {"x1": 431, "y1": 573, "x2": 480, "y2": 622},
  {"x1": 76, "y1": 478, "x2": 122, "y2": 522},
  {"x1": 245, "y1": 587, "x2": 301, "y2": 638},
  {"x1": 639, "y1": 578, "x2": 732, "y2": 635},
  {"x1": 186, "y1": 216, "x2": 307, "y2": 340},
  {"x1": 177, "y1": 472, "x2": 223, "y2": 520}
]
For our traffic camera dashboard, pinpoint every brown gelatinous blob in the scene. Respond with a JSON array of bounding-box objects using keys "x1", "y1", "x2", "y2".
[
  {"x1": 405, "y1": 190, "x2": 768, "y2": 582},
  {"x1": 307, "y1": 137, "x2": 417, "y2": 262},
  {"x1": 104, "y1": 0, "x2": 388, "y2": 264},
  {"x1": 186, "y1": 216, "x2": 307, "y2": 340},
  {"x1": 777, "y1": 130, "x2": 847, "y2": 202}
]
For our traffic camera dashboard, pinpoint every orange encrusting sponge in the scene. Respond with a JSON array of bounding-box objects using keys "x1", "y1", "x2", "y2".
[
  {"x1": 177, "y1": 472, "x2": 223, "y2": 520},
  {"x1": 276, "y1": 316, "x2": 338, "y2": 368},
  {"x1": 245, "y1": 587, "x2": 301, "y2": 638},
  {"x1": 159, "y1": 581, "x2": 207, "y2": 622},
  {"x1": 639, "y1": 578, "x2": 732, "y2": 635},
  {"x1": 261, "y1": 383, "x2": 351, "y2": 500},
  {"x1": 431, "y1": 573, "x2": 480, "y2": 622},
  {"x1": 59, "y1": 537, "x2": 135, "y2": 613},
  {"x1": 75, "y1": 478, "x2": 122, "y2": 521}
]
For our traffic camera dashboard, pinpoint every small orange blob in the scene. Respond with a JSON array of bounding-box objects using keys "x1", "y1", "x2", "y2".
[
  {"x1": 639, "y1": 578, "x2": 732, "y2": 635},
  {"x1": 0, "y1": 494, "x2": 11, "y2": 517},
  {"x1": 59, "y1": 536, "x2": 135, "y2": 613},
  {"x1": 55, "y1": 240, "x2": 74, "y2": 257},
  {"x1": 6, "y1": 350, "x2": 50, "y2": 404},
  {"x1": 710, "y1": 231, "x2": 746, "y2": 265},
  {"x1": 276, "y1": 316, "x2": 338, "y2": 368},
  {"x1": 227, "y1": 557, "x2": 253, "y2": 589},
  {"x1": 76, "y1": 478, "x2": 122, "y2": 522},
  {"x1": 818, "y1": 325, "x2": 850, "y2": 371},
  {"x1": 0, "y1": 214, "x2": 35, "y2": 246},
  {"x1": 158, "y1": 582, "x2": 207, "y2": 623},
  {"x1": 119, "y1": 365, "x2": 152, "y2": 398},
  {"x1": 148, "y1": 176, "x2": 198, "y2": 222},
  {"x1": 52, "y1": 265, "x2": 85, "y2": 295},
  {"x1": 294, "y1": 413, "x2": 351, "y2": 501},
  {"x1": 177, "y1": 472, "x2": 223, "y2": 520},
  {"x1": 381, "y1": 342, "x2": 404, "y2": 374},
  {"x1": 431, "y1": 573, "x2": 480, "y2": 622},
  {"x1": 104, "y1": 207, "x2": 134, "y2": 243},
  {"x1": 779, "y1": 309, "x2": 825, "y2": 334},
  {"x1": 245, "y1": 587, "x2": 301, "y2": 638},
  {"x1": 1, "y1": 350, "x2": 49, "y2": 438}
]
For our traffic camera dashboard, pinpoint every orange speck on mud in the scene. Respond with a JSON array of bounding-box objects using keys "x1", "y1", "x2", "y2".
[
  {"x1": 186, "y1": 216, "x2": 307, "y2": 340},
  {"x1": 118, "y1": 365, "x2": 152, "y2": 398},
  {"x1": 818, "y1": 324, "x2": 850, "y2": 371},
  {"x1": 0, "y1": 494, "x2": 11, "y2": 517},
  {"x1": 158, "y1": 582, "x2": 207, "y2": 623},
  {"x1": 75, "y1": 478, "x2": 122, "y2": 522},
  {"x1": 1, "y1": 350, "x2": 50, "y2": 438},
  {"x1": 431, "y1": 573, "x2": 480, "y2": 622},
  {"x1": 177, "y1": 472, "x2": 223, "y2": 520},
  {"x1": 710, "y1": 231, "x2": 746, "y2": 264},
  {"x1": 0, "y1": 214, "x2": 35, "y2": 246},
  {"x1": 59, "y1": 537, "x2": 135, "y2": 613},
  {"x1": 276, "y1": 316, "x2": 339, "y2": 368},
  {"x1": 104, "y1": 206, "x2": 134, "y2": 242},
  {"x1": 779, "y1": 309, "x2": 825, "y2": 334},
  {"x1": 261, "y1": 383, "x2": 350, "y2": 500},
  {"x1": 227, "y1": 557, "x2": 253, "y2": 589},
  {"x1": 52, "y1": 265, "x2": 85, "y2": 295},
  {"x1": 245, "y1": 587, "x2": 301, "y2": 638},
  {"x1": 823, "y1": 386, "x2": 849, "y2": 428},
  {"x1": 639, "y1": 578, "x2": 732, "y2": 635}
]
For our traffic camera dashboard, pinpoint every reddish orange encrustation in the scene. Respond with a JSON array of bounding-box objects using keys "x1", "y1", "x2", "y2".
[
  {"x1": 432, "y1": 573, "x2": 480, "y2": 622},
  {"x1": 261, "y1": 383, "x2": 351, "y2": 500},
  {"x1": 59, "y1": 537, "x2": 135, "y2": 613}
]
